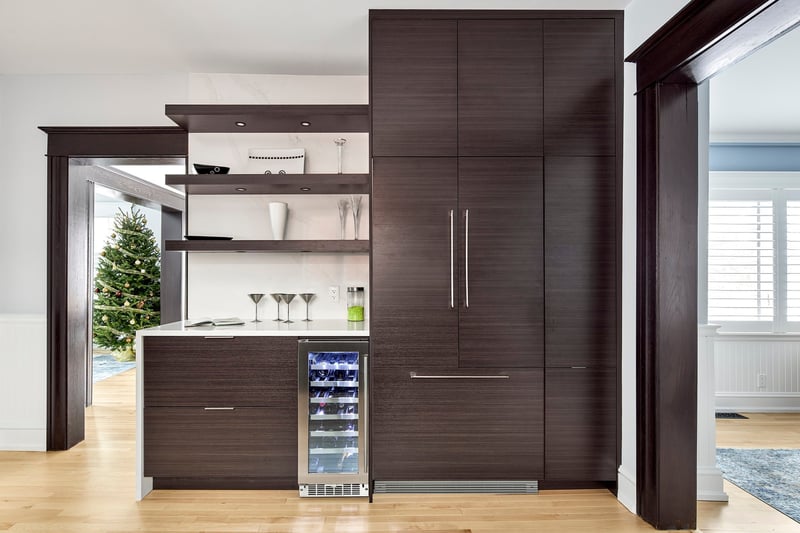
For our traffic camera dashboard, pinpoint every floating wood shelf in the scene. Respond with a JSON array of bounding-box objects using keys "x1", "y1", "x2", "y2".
[
  {"x1": 165, "y1": 239, "x2": 370, "y2": 254},
  {"x1": 165, "y1": 174, "x2": 370, "y2": 195},
  {"x1": 165, "y1": 104, "x2": 370, "y2": 133}
]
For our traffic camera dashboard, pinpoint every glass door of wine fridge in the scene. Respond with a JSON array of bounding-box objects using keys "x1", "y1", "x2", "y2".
[{"x1": 298, "y1": 339, "x2": 369, "y2": 497}]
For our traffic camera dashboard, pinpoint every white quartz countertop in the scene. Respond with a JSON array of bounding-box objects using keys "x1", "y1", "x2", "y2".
[{"x1": 137, "y1": 319, "x2": 368, "y2": 337}]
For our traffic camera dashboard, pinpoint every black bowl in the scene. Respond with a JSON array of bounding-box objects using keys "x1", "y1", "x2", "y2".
[{"x1": 193, "y1": 163, "x2": 230, "y2": 175}]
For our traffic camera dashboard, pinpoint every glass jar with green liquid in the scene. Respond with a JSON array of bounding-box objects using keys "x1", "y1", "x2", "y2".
[{"x1": 347, "y1": 286, "x2": 364, "y2": 322}]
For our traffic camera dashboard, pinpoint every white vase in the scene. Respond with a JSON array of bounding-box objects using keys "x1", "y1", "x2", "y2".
[{"x1": 269, "y1": 202, "x2": 288, "y2": 240}]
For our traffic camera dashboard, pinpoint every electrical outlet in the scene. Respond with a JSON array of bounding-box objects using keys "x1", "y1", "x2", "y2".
[
  {"x1": 757, "y1": 373, "x2": 767, "y2": 388},
  {"x1": 328, "y1": 285, "x2": 339, "y2": 303}
]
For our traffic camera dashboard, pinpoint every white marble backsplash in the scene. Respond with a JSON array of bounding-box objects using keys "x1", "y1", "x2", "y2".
[{"x1": 190, "y1": 133, "x2": 369, "y2": 175}]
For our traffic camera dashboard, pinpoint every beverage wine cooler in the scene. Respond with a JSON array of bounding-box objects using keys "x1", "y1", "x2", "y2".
[{"x1": 298, "y1": 339, "x2": 369, "y2": 497}]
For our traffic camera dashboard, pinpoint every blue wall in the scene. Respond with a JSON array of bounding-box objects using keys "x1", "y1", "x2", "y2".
[{"x1": 710, "y1": 143, "x2": 800, "y2": 172}]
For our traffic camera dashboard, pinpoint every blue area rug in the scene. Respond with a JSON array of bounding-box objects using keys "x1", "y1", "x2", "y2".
[
  {"x1": 717, "y1": 448, "x2": 800, "y2": 523},
  {"x1": 93, "y1": 355, "x2": 136, "y2": 382}
]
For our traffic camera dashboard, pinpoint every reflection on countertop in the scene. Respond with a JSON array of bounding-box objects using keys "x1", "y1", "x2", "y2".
[{"x1": 137, "y1": 319, "x2": 369, "y2": 337}]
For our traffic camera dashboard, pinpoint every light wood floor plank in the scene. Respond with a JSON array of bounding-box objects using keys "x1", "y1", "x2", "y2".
[{"x1": 0, "y1": 368, "x2": 799, "y2": 532}]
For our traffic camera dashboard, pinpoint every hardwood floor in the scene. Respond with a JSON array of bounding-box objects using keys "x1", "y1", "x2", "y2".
[{"x1": 0, "y1": 370, "x2": 798, "y2": 532}]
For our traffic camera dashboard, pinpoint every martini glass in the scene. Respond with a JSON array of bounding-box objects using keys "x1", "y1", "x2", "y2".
[
  {"x1": 247, "y1": 293, "x2": 264, "y2": 322},
  {"x1": 281, "y1": 293, "x2": 297, "y2": 323},
  {"x1": 299, "y1": 292, "x2": 316, "y2": 321},
  {"x1": 270, "y1": 293, "x2": 282, "y2": 321}
]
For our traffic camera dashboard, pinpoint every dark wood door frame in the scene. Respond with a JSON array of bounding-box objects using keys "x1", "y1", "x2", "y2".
[
  {"x1": 40, "y1": 126, "x2": 187, "y2": 450},
  {"x1": 626, "y1": 0, "x2": 800, "y2": 529}
]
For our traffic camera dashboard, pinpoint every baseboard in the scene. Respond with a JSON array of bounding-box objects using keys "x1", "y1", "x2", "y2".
[
  {"x1": 697, "y1": 466, "x2": 728, "y2": 502},
  {"x1": 0, "y1": 428, "x2": 46, "y2": 451},
  {"x1": 716, "y1": 393, "x2": 800, "y2": 412},
  {"x1": 617, "y1": 466, "x2": 636, "y2": 513}
]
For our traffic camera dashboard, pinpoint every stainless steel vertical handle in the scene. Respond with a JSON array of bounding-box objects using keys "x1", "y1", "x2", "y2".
[
  {"x1": 465, "y1": 208, "x2": 470, "y2": 309},
  {"x1": 362, "y1": 355, "x2": 369, "y2": 474},
  {"x1": 449, "y1": 209, "x2": 454, "y2": 309}
]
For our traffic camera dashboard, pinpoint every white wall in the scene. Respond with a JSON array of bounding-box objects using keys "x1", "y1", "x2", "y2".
[{"x1": 0, "y1": 74, "x2": 187, "y2": 450}]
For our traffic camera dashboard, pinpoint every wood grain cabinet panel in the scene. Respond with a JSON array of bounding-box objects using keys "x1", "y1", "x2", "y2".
[
  {"x1": 371, "y1": 157, "x2": 459, "y2": 369},
  {"x1": 142, "y1": 336, "x2": 297, "y2": 407},
  {"x1": 544, "y1": 19, "x2": 616, "y2": 156},
  {"x1": 143, "y1": 407, "x2": 296, "y2": 481},
  {"x1": 371, "y1": 19, "x2": 457, "y2": 157},
  {"x1": 371, "y1": 367, "x2": 544, "y2": 480},
  {"x1": 545, "y1": 368, "x2": 617, "y2": 481},
  {"x1": 458, "y1": 20, "x2": 543, "y2": 156},
  {"x1": 458, "y1": 157, "x2": 544, "y2": 368},
  {"x1": 545, "y1": 157, "x2": 616, "y2": 368}
]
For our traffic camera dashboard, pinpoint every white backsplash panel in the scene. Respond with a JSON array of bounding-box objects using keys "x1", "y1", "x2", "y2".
[
  {"x1": 187, "y1": 253, "x2": 368, "y2": 321},
  {"x1": 190, "y1": 133, "x2": 369, "y2": 175}
]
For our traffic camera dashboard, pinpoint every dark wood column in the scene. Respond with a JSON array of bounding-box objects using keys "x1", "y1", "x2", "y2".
[{"x1": 636, "y1": 82, "x2": 698, "y2": 529}]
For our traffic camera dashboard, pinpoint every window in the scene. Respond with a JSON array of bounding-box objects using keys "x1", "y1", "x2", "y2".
[{"x1": 708, "y1": 173, "x2": 800, "y2": 332}]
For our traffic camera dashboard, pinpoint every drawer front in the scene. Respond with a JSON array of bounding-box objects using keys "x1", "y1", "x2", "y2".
[
  {"x1": 143, "y1": 336, "x2": 297, "y2": 407},
  {"x1": 143, "y1": 407, "x2": 297, "y2": 479},
  {"x1": 371, "y1": 365, "x2": 544, "y2": 480}
]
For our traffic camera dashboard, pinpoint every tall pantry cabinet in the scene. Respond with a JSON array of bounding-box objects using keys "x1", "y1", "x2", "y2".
[{"x1": 369, "y1": 11, "x2": 621, "y2": 486}]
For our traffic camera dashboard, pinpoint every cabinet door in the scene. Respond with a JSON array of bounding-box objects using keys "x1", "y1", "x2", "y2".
[
  {"x1": 143, "y1": 336, "x2": 298, "y2": 407},
  {"x1": 545, "y1": 157, "x2": 616, "y2": 368},
  {"x1": 544, "y1": 19, "x2": 616, "y2": 156},
  {"x1": 371, "y1": 157, "x2": 459, "y2": 369},
  {"x1": 371, "y1": 367, "x2": 544, "y2": 480},
  {"x1": 545, "y1": 368, "x2": 617, "y2": 481},
  {"x1": 370, "y1": 19, "x2": 457, "y2": 156},
  {"x1": 143, "y1": 407, "x2": 296, "y2": 484},
  {"x1": 458, "y1": 157, "x2": 544, "y2": 368},
  {"x1": 458, "y1": 20, "x2": 543, "y2": 157}
]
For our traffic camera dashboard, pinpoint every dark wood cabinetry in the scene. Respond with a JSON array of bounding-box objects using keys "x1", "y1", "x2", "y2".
[
  {"x1": 370, "y1": 10, "x2": 621, "y2": 487},
  {"x1": 370, "y1": 20, "x2": 457, "y2": 157},
  {"x1": 544, "y1": 157, "x2": 617, "y2": 368},
  {"x1": 142, "y1": 336, "x2": 298, "y2": 488},
  {"x1": 543, "y1": 19, "x2": 617, "y2": 156},
  {"x1": 371, "y1": 367, "x2": 544, "y2": 480},
  {"x1": 458, "y1": 20, "x2": 544, "y2": 157},
  {"x1": 457, "y1": 157, "x2": 544, "y2": 368},
  {"x1": 545, "y1": 367, "x2": 617, "y2": 481}
]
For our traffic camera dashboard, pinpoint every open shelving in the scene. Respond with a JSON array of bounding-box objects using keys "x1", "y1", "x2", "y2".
[
  {"x1": 165, "y1": 173, "x2": 370, "y2": 195},
  {"x1": 165, "y1": 239, "x2": 370, "y2": 254}
]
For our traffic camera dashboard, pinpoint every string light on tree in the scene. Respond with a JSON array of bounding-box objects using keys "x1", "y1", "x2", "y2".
[{"x1": 92, "y1": 207, "x2": 161, "y2": 361}]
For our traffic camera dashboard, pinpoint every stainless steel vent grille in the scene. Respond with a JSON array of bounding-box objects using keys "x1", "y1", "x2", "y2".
[
  {"x1": 299, "y1": 483, "x2": 369, "y2": 498},
  {"x1": 373, "y1": 480, "x2": 538, "y2": 494}
]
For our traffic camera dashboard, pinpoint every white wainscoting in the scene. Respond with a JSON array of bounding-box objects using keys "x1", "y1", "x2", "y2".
[
  {"x1": 715, "y1": 333, "x2": 800, "y2": 412},
  {"x1": 0, "y1": 314, "x2": 47, "y2": 451}
]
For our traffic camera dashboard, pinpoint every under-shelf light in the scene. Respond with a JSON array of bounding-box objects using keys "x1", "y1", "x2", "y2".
[
  {"x1": 300, "y1": 121, "x2": 311, "y2": 127},
  {"x1": 235, "y1": 187, "x2": 247, "y2": 192},
  {"x1": 300, "y1": 187, "x2": 311, "y2": 192},
  {"x1": 235, "y1": 121, "x2": 247, "y2": 128}
]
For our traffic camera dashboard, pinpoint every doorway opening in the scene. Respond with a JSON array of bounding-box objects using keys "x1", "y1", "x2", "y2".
[{"x1": 72, "y1": 157, "x2": 185, "y2": 407}]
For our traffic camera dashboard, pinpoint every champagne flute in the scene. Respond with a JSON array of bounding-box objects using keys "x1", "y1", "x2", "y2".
[
  {"x1": 247, "y1": 293, "x2": 264, "y2": 322},
  {"x1": 350, "y1": 195, "x2": 362, "y2": 240},
  {"x1": 300, "y1": 292, "x2": 316, "y2": 321},
  {"x1": 270, "y1": 293, "x2": 282, "y2": 321},
  {"x1": 337, "y1": 199, "x2": 349, "y2": 240},
  {"x1": 281, "y1": 293, "x2": 296, "y2": 323}
]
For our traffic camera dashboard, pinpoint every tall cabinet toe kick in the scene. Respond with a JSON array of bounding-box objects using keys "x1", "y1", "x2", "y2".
[{"x1": 369, "y1": 10, "x2": 621, "y2": 492}]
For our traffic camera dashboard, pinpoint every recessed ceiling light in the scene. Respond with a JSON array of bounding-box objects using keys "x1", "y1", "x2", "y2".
[
  {"x1": 235, "y1": 121, "x2": 246, "y2": 127},
  {"x1": 300, "y1": 187, "x2": 311, "y2": 192},
  {"x1": 300, "y1": 121, "x2": 311, "y2": 127},
  {"x1": 235, "y1": 187, "x2": 247, "y2": 192}
]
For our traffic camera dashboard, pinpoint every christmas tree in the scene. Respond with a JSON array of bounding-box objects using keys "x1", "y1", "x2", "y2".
[{"x1": 92, "y1": 207, "x2": 161, "y2": 361}]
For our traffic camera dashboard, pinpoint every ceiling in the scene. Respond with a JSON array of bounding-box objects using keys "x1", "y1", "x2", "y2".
[
  {"x1": 0, "y1": 0, "x2": 796, "y2": 141},
  {"x1": 0, "y1": 0, "x2": 631, "y2": 76}
]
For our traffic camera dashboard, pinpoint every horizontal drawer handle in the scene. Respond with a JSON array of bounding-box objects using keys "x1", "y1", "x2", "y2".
[
  {"x1": 203, "y1": 336, "x2": 235, "y2": 339},
  {"x1": 410, "y1": 372, "x2": 509, "y2": 380},
  {"x1": 203, "y1": 407, "x2": 236, "y2": 411}
]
